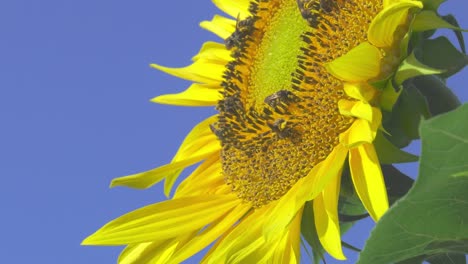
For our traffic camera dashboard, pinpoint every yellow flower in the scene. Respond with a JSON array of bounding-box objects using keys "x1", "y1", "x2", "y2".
[{"x1": 83, "y1": 0, "x2": 428, "y2": 262}]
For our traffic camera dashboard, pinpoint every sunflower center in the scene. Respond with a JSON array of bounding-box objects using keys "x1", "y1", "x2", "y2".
[
  {"x1": 214, "y1": 0, "x2": 382, "y2": 208},
  {"x1": 249, "y1": 1, "x2": 310, "y2": 108}
]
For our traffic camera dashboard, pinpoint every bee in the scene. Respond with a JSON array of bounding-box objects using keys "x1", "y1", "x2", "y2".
[
  {"x1": 264, "y1": 90, "x2": 299, "y2": 108},
  {"x1": 268, "y1": 119, "x2": 296, "y2": 139},
  {"x1": 225, "y1": 32, "x2": 242, "y2": 50},
  {"x1": 225, "y1": 16, "x2": 256, "y2": 50},
  {"x1": 209, "y1": 123, "x2": 225, "y2": 141},
  {"x1": 319, "y1": 0, "x2": 335, "y2": 13},
  {"x1": 222, "y1": 96, "x2": 244, "y2": 115},
  {"x1": 296, "y1": 0, "x2": 319, "y2": 27}
]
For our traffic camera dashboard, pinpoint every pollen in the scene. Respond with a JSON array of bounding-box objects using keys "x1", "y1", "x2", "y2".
[{"x1": 214, "y1": 0, "x2": 382, "y2": 207}]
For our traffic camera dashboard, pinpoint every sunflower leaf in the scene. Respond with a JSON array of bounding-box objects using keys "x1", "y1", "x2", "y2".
[
  {"x1": 415, "y1": 36, "x2": 468, "y2": 78},
  {"x1": 425, "y1": 253, "x2": 467, "y2": 264},
  {"x1": 441, "y1": 14, "x2": 466, "y2": 54},
  {"x1": 412, "y1": 75, "x2": 461, "y2": 116},
  {"x1": 394, "y1": 52, "x2": 444, "y2": 85},
  {"x1": 357, "y1": 104, "x2": 468, "y2": 264},
  {"x1": 412, "y1": 10, "x2": 465, "y2": 32},
  {"x1": 382, "y1": 84, "x2": 430, "y2": 147}
]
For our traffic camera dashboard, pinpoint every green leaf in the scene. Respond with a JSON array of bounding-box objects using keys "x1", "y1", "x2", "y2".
[
  {"x1": 426, "y1": 253, "x2": 467, "y2": 264},
  {"x1": 357, "y1": 104, "x2": 468, "y2": 264},
  {"x1": 415, "y1": 37, "x2": 468, "y2": 78},
  {"x1": 412, "y1": 75, "x2": 461, "y2": 116},
  {"x1": 413, "y1": 10, "x2": 465, "y2": 32},
  {"x1": 394, "y1": 53, "x2": 444, "y2": 85},
  {"x1": 442, "y1": 14, "x2": 466, "y2": 54},
  {"x1": 382, "y1": 84, "x2": 430, "y2": 147}
]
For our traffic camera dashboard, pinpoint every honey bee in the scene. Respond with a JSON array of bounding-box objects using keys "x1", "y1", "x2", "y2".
[
  {"x1": 319, "y1": 0, "x2": 334, "y2": 13},
  {"x1": 296, "y1": 0, "x2": 319, "y2": 27},
  {"x1": 209, "y1": 123, "x2": 225, "y2": 141},
  {"x1": 264, "y1": 90, "x2": 299, "y2": 108},
  {"x1": 225, "y1": 16, "x2": 256, "y2": 50},
  {"x1": 222, "y1": 96, "x2": 244, "y2": 114},
  {"x1": 225, "y1": 32, "x2": 241, "y2": 50},
  {"x1": 268, "y1": 119, "x2": 296, "y2": 139}
]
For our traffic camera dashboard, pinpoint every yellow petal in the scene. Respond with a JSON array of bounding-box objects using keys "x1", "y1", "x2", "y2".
[
  {"x1": 349, "y1": 144, "x2": 389, "y2": 221},
  {"x1": 287, "y1": 206, "x2": 302, "y2": 261},
  {"x1": 343, "y1": 83, "x2": 377, "y2": 102},
  {"x1": 338, "y1": 100, "x2": 374, "y2": 122},
  {"x1": 264, "y1": 144, "x2": 348, "y2": 238},
  {"x1": 118, "y1": 237, "x2": 187, "y2": 264},
  {"x1": 368, "y1": 0, "x2": 423, "y2": 47},
  {"x1": 191, "y1": 41, "x2": 232, "y2": 62},
  {"x1": 151, "y1": 83, "x2": 222, "y2": 107},
  {"x1": 150, "y1": 57, "x2": 226, "y2": 85},
  {"x1": 82, "y1": 194, "x2": 240, "y2": 245},
  {"x1": 339, "y1": 119, "x2": 374, "y2": 148},
  {"x1": 200, "y1": 15, "x2": 236, "y2": 40},
  {"x1": 230, "y1": 208, "x2": 302, "y2": 264},
  {"x1": 175, "y1": 155, "x2": 224, "y2": 198},
  {"x1": 205, "y1": 206, "x2": 271, "y2": 264},
  {"x1": 212, "y1": 0, "x2": 251, "y2": 20},
  {"x1": 383, "y1": 0, "x2": 399, "y2": 7},
  {"x1": 110, "y1": 116, "x2": 220, "y2": 191},
  {"x1": 172, "y1": 115, "x2": 219, "y2": 162},
  {"x1": 326, "y1": 42, "x2": 382, "y2": 82},
  {"x1": 168, "y1": 203, "x2": 251, "y2": 264},
  {"x1": 110, "y1": 153, "x2": 213, "y2": 190},
  {"x1": 313, "y1": 174, "x2": 346, "y2": 260},
  {"x1": 119, "y1": 242, "x2": 163, "y2": 264}
]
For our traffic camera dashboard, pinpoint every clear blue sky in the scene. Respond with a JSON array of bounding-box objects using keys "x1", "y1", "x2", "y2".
[{"x1": 1, "y1": 1, "x2": 467, "y2": 263}]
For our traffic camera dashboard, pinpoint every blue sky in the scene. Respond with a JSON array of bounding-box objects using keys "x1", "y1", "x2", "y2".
[{"x1": 1, "y1": 1, "x2": 467, "y2": 263}]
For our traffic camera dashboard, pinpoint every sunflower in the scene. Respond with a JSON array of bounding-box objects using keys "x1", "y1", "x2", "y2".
[{"x1": 83, "y1": 0, "x2": 440, "y2": 262}]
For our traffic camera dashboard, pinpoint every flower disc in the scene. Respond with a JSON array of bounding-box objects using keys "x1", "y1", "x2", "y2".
[{"x1": 215, "y1": 0, "x2": 382, "y2": 207}]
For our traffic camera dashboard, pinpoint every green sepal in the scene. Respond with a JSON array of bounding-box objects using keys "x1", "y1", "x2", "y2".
[
  {"x1": 415, "y1": 36, "x2": 468, "y2": 78},
  {"x1": 382, "y1": 84, "x2": 430, "y2": 147},
  {"x1": 301, "y1": 202, "x2": 326, "y2": 264},
  {"x1": 413, "y1": 10, "x2": 467, "y2": 32},
  {"x1": 411, "y1": 75, "x2": 461, "y2": 116},
  {"x1": 370, "y1": 75, "x2": 391, "y2": 91},
  {"x1": 420, "y1": 0, "x2": 446, "y2": 11},
  {"x1": 394, "y1": 52, "x2": 444, "y2": 85},
  {"x1": 374, "y1": 131, "x2": 419, "y2": 164},
  {"x1": 379, "y1": 79, "x2": 401, "y2": 111},
  {"x1": 339, "y1": 165, "x2": 368, "y2": 219},
  {"x1": 442, "y1": 14, "x2": 466, "y2": 53},
  {"x1": 357, "y1": 104, "x2": 468, "y2": 264}
]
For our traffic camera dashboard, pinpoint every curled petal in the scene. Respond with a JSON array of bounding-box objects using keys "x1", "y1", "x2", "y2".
[
  {"x1": 349, "y1": 144, "x2": 389, "y2": 221},
  {"x1": 200, "y1": 15, "x2": 236, "y2": 39},
  {"x1": 152, "y1": 83, "x2": 222, "y2": 107},
  {"x1": 326, "y1": 42, "x2": 382, "y2": 82},
  {"x1": 368, "y1": 0, "x2": 423, "y2": 47},
  {"x1": 212, "y1": 0, "x2": 251, "y2": 20},
  {"x1": 313, "y1": 173, "x2": 346, "y2": 260}
]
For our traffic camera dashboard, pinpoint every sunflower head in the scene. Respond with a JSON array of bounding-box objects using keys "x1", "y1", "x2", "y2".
[{"x1": 83, "y1": 0, "x2": 465, "y2": 262}]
